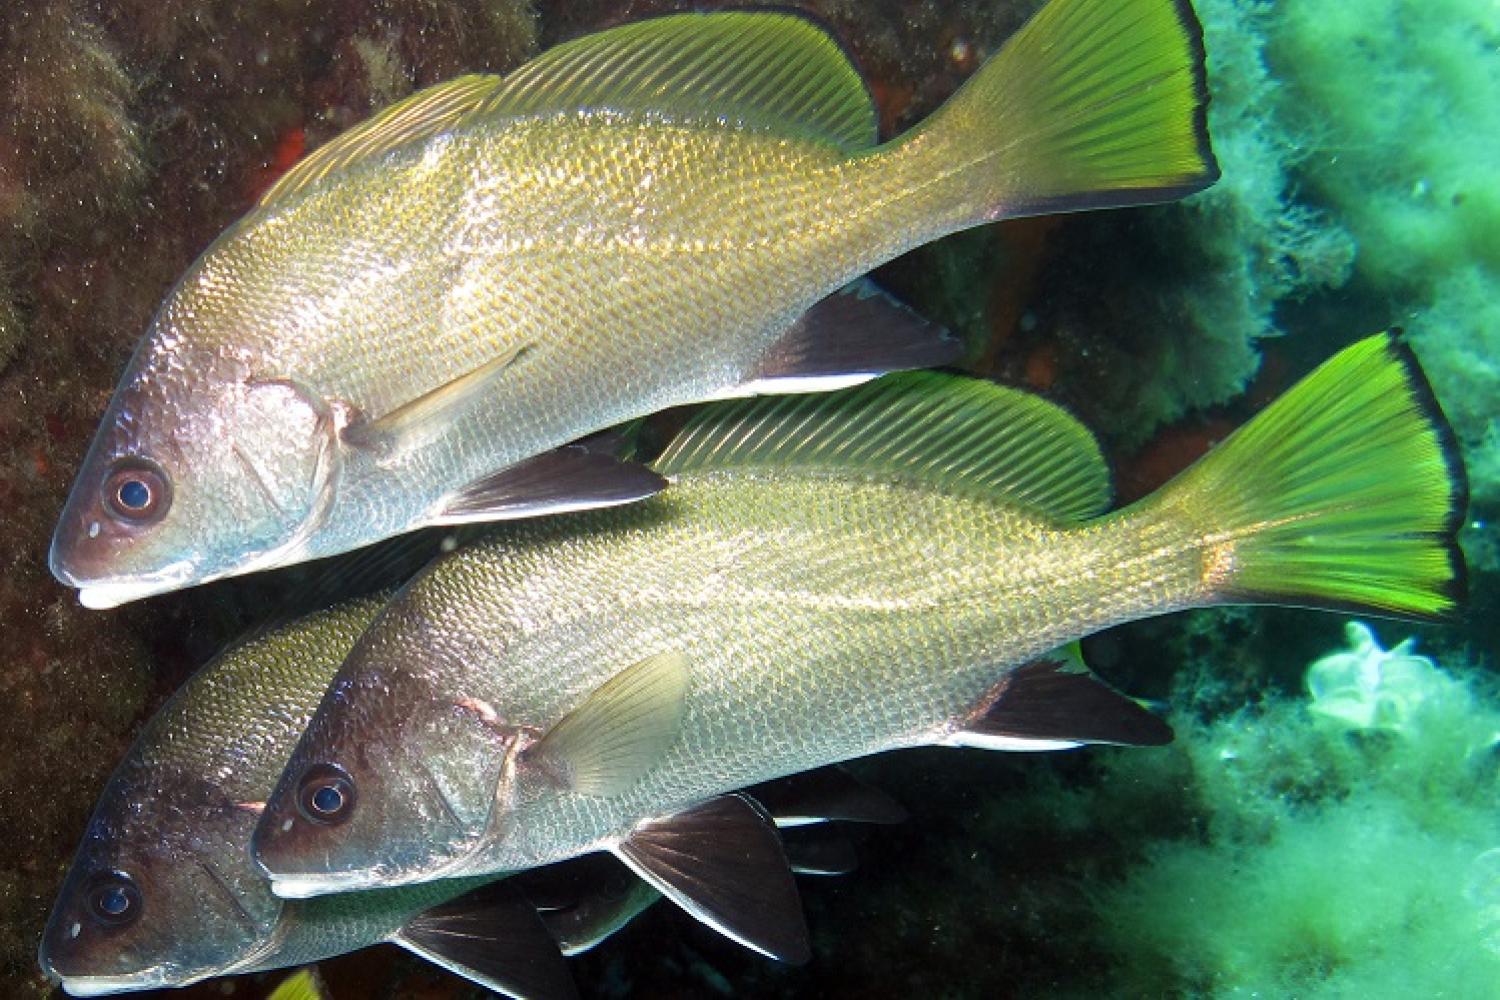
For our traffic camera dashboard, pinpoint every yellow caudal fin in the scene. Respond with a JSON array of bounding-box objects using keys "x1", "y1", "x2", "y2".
[
  {"x1": 906, "y1": 0, "x2": 1217, "y2": 222},
  {"x1": 1151, "y1": 332, "x2": 1467, "y2": 620}
]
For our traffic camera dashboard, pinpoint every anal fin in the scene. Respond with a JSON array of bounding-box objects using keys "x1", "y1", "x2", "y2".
[
  {"x1": 612, "y1": 794, "x2": 810, "y2": 963},
  {"x1": 721, "y1": 280, "x2": 962, "y2": 399},
  {"x1": 519, "y1": 856, "x2": 665, "y2": 958},
  {"x1": 943, "y1": 655, "x2": 1173, "y2": 751},
  {"x1": 435, "y1": 446, "x2": 667, "y2": 524},
  {"x1": 782, "y1": 826, "x2": 859, "y2": 877},
  {"x1": 394, "y1": 879, "x2": 578, "y2": 1000},
  {"x1": 749, "y1": 766, "x2": 907, "y2": 828}
]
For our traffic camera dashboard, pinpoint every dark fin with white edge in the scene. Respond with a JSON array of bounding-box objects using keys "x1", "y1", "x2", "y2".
[
  {"x1": 720, "y1": 280, "x2": 963, "y2": 399},
  {"x1": 521, "y1": 856, "x2": 665, "y2": 957},
  {"x1": 344, "y1": 343, "x2": 530, "y2": 460},
  {"x1": 257, "y1": 74, "x2": 505, "y2": 208},
  {"x1": 526, "y1": 650, "x2": 690, "y2": 796},
  {"x1": 657, "y1": 371, "x2": 1111, "y2": 521},
  {"x1": 945, "y1": 655, "x2": 1173, "y2": 751},
  {"x1": 468, "y1": 12, "x2": 877, "y2": 150},
  {"x1": 750, "y1": 766, "x2": 908, "y2": 828},
  {"x1": 435, "y1": 447, "x2": 667, "y2": 525},
  {"x1": 514, "y1": 853, "x2": 624, "y2": 913},
  {"x1": 395, "y1": 879, "x2": 579, "y2": 1000},
  {"x1": 783, "y1": 827, "x2": 860, "y2": 877},
  {"x1": 613, "y1": 794, "x2": 811, "y2": 963}
]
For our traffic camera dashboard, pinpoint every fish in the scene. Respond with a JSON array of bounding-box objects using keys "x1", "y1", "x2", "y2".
[
  {"x1": 49, "y1": 0, "x2": 1219, "y2": 609},
  {"x1": 38, "y1": 593, "x2": 892, "y2": 995},
  {"x1": 248, "y1": 331, "x2": 1465, "y2": 964}
]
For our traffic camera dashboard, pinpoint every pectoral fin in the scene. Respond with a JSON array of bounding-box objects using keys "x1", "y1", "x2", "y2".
[
  {"x1": 714, "y1": 280, "x2": 962, "y2": 399},
  {"x1": 943, "y1": 654, "x2": 1173, "y2": 751},
  {"x1": 526, "y1": 650, "x2": 690, "y2": 796},
  {"x1": 519, "y1": 856, "x2": 665, "y2": 958},
  {"x1": 612, "y1": 794, "x2": 810, "y2": 963},
  {"x1": 435, "y1": 447, "x2": 667, "y2": 524},
  {"x1": 393, "y1": 879, "x2": 578, "y2": 1000},
  {"x1": 343, "y1": 343, "x2": 530, "y2": 460},
  {"x1": 750, "y1": 766, "x2": 908, "y2": 828},
  {"x1": 783, "y1": 827, "x2": 860, "y2": 877}
]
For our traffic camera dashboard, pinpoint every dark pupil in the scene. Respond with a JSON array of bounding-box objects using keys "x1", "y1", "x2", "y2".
[
  {"x1": 116, "y1": 479, "x2": 151, "y2": 510},
  {"x1": 311, "y1": 784, "x2": 344, "y2": 814},
  {"x1": 97, "y1": 886, "x2": 130, "y2": 916}
]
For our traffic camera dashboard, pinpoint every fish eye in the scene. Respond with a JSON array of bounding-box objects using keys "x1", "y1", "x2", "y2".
[
  {"x1": 102, "y1": 461, "x2": 171, "y2": 523},
  {"x1": 85, "y1": 871, "x2": 142, "y2": 928},
  {"x1": 296, "y1": 763, "x2": 357, "y2": 825}
]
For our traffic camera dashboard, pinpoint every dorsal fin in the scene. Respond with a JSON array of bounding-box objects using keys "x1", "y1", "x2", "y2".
[
  {"x1": 257, "y1": 74, "x2": 506, "y2": 207},
  {"x1": 468, "y1": 12, "x2": 878, "y2": 149},
  {"x1": 655, "y1": 372, "x2": 1112, "y2": 521}
]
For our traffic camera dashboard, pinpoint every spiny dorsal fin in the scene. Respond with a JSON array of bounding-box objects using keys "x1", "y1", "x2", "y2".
[
  {"x1": 468, "y1": 12, "x2": 877, "y2": 149},
  {"x1": 258, "y1": 73, "x2": 506, "y2": 207},
  {"x1": 656, "y1": 372, "x2": 1112, "y2": 522}
]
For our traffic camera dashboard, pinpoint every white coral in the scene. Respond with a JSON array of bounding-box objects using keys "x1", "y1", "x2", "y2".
[{"x1": 1304, "y1": 621, "x2": 1448, "y2": 733}]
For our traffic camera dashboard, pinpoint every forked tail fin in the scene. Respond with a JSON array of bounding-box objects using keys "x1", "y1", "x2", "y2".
[
  {"x1": 1149, "y1": 332, "x2": 1467, "y2": 620},
  {"x1": 903, "y1": 0, "x2": 1218, "y2": 223}
]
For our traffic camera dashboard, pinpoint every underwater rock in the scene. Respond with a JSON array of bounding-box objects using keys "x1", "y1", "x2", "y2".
[
  {"x1": 0, "y1": 1, "x2": 1491, "y2": 997},
  {"x1": 0, "y1": 2, "x2": 538, "y2": 995},
  {"x1": 0, "y1": 0, "x2": 143, "y2": 374},
  {"x1": 1267, "y1": 0, "x2": 1500, "y2": 565}
]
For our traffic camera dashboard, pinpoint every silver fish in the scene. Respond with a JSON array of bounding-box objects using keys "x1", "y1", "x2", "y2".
[
  {"x1": 50, "y1": 0, "x2": 1216, "y2": 608},
  {"x1": 250, "y1": 334, "x2": 1464, "y2": 964},
  {"x1": 39, "y1": 594, "x2": 889, "y2": 994}
]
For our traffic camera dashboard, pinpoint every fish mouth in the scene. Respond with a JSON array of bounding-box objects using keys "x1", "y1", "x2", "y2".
[
  {"x1": 73, "y1": 567, "x2": 193, "y2": 609},
  {"x1": 265, "y1": 846, "x2": 478, "y2": 900},
  {"x1": 52, "y1": 555, "x2": 197, "y2": 610},
  {"x1": 265, "y1": 869, "x2": 381, "y2": 900},
  {"x1": 55, "y1": 967, "x2": 172, "y2": 997}
]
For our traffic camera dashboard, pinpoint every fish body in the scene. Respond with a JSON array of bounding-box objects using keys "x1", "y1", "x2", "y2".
[
  {"x1": 50, "y1": 0, "x2": 1217, "y2": 608},
  {"x1": 37, "y1": 595, "x2": 582, "y2": 998},
  {"x1": 251, "y1": 334, "x2": 1465, "y2": 911},
  {"x1": 40, "y1": 585, "x2": 880, "y2": 993}
]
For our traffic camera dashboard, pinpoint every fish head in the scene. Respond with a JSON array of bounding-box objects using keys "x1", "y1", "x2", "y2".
[
  {"x1": 50, "y1": 286, "x2": 343, "y2": 608},
  {"x1": 40, "y1": 760, "x2": 284, "y2": 994},
  {"x1": 253, "y1": 627, "x2": 514, "y2": 897}
]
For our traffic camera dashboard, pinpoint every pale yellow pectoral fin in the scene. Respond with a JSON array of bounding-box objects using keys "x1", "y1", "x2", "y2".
[
  {"x1": 342, "y1": 343, "x2": 531, "y2": 461},
  {"x1": 528, "y1": 650, "x2": 690, "y2": 797},
  {"x1": 943, "y1": 653, "x2": 1173, "y2": 751}
]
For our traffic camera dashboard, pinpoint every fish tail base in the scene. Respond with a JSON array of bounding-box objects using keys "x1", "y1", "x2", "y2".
[
  {"x1": 1147, "y1": 331, "x2": 1467, "y2": 621},
  {"x1": 910, "y1": 0, "x2": 1218, "y2": 222}
]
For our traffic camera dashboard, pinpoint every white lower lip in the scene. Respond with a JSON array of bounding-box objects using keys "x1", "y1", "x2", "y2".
[
  {"x1": 78, "y1": 582, "x2": 170, "y2": 609},
  {"x1": 59, "y1": 972, "x2": 169, "y2": 997},
  {"x1": 267, "y1": 872, "x2": 372, "y2": 899},
  {"x1": 74, "y1": 562, "x2": 196, "y2": 609}
]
